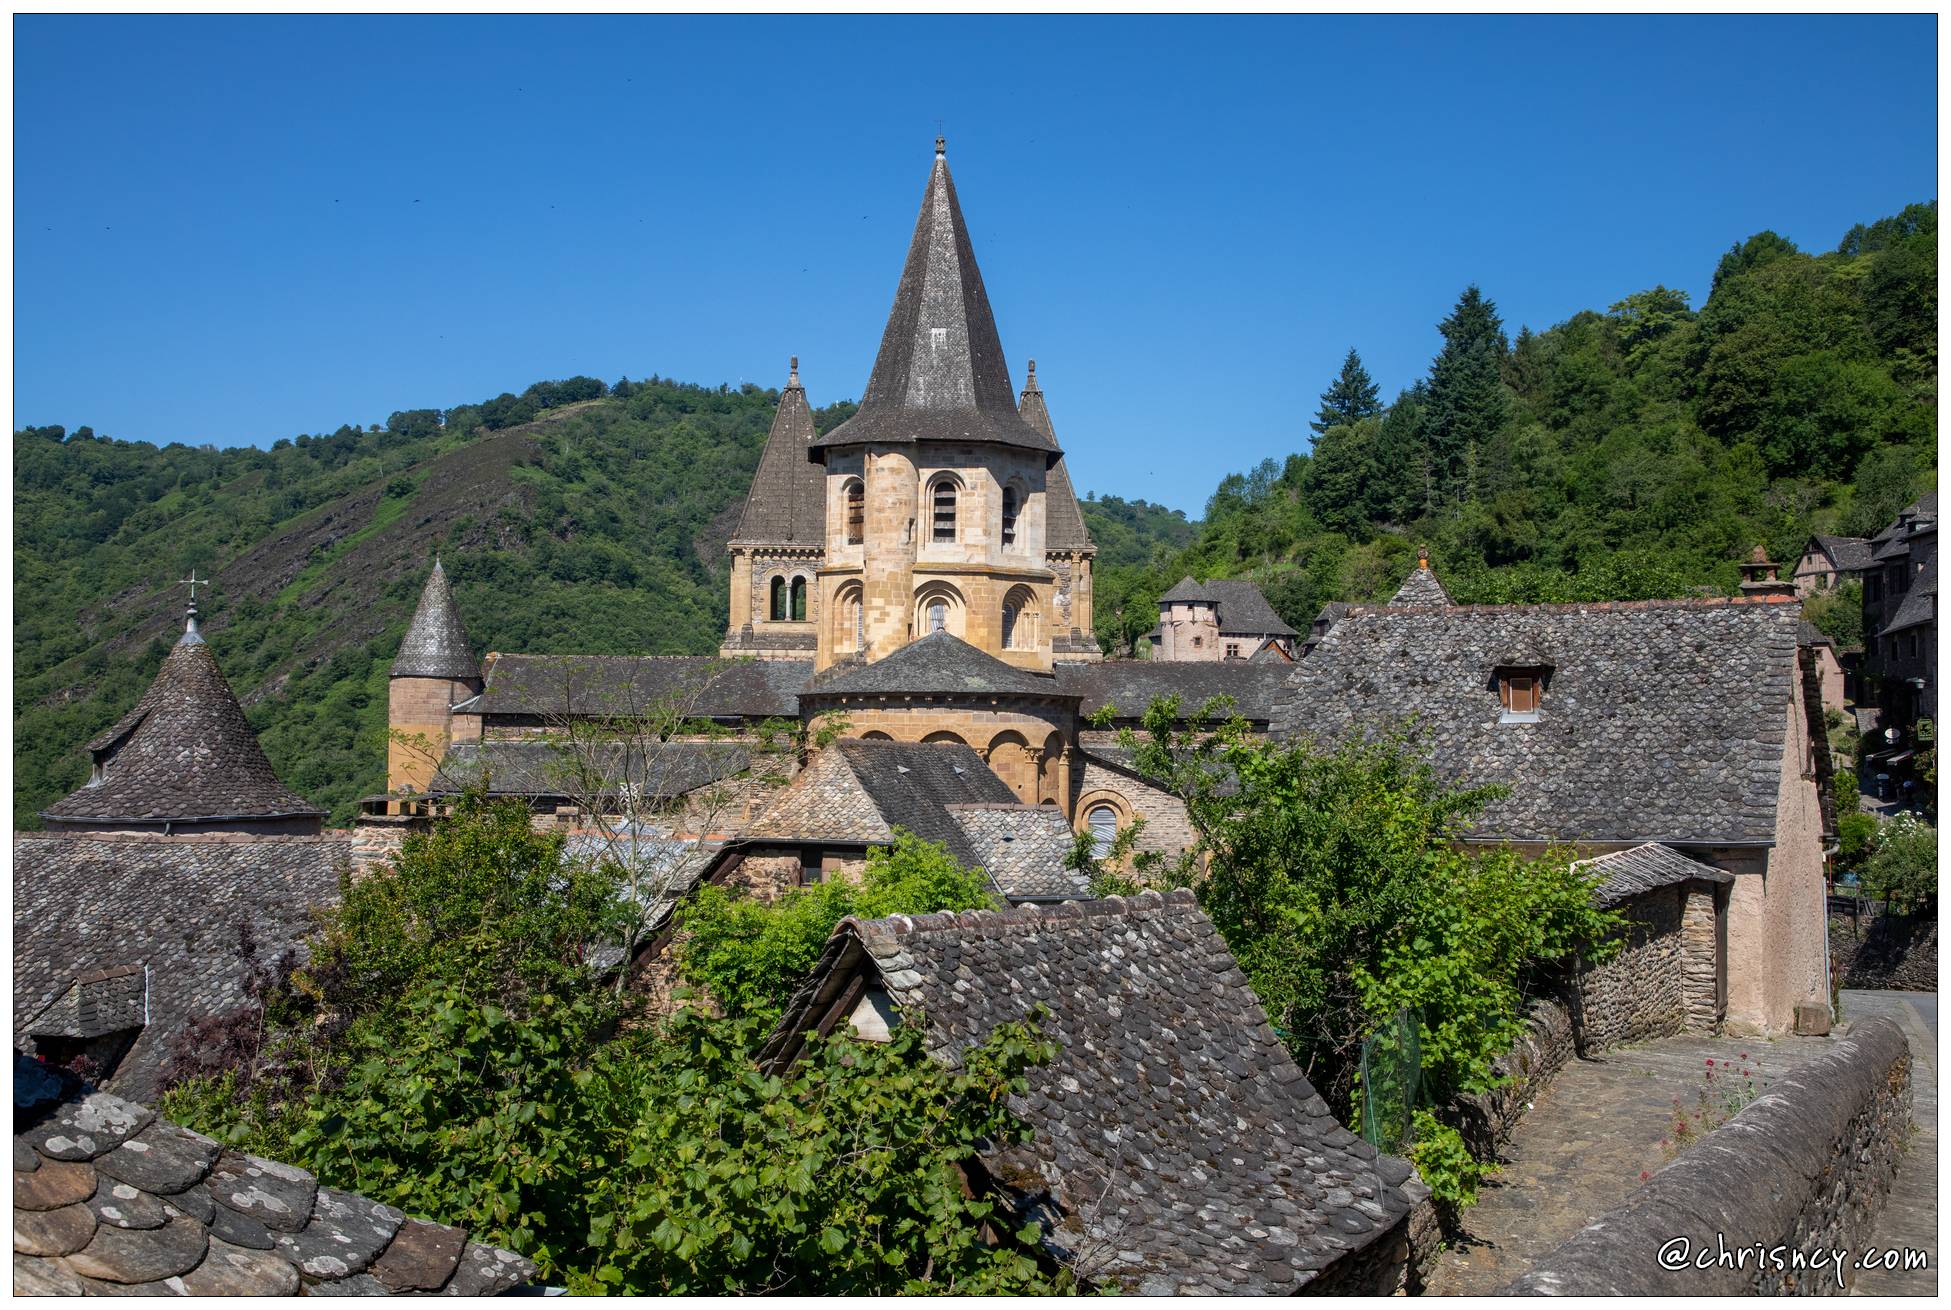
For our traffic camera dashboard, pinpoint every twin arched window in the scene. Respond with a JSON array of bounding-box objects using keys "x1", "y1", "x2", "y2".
[
  {"x1": 770, "y1": 575, "x2": 807, "y2": 622},
  {"x1": 1001, "y1": 486, "x2": 1020, "y2": 548}
]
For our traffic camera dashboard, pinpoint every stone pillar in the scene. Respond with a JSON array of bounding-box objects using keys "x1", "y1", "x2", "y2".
[
  {"x1": 728, "y1": 548, "x2": 752, "y2": 628},
  {"x1": 861, "y1": 447, "x2": 918, "y2": 662},
  {"x1": 1680, "y1": 882, "x2": 1723, "y2": 1034}
]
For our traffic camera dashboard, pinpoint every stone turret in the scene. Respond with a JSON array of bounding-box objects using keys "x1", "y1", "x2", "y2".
[
  {"x1": 1019, "y1": 361, "x2": 1100, "y2": 661},
  {"x1": 722, "y1": 358, "x2": 824, "y2": 659},
  {"x1": 1155, "y1": 577, "x2": 1220, "y2": 661},
  {"x1": 43, "y1": 589, "x2": 324, "y2": 835},
  {"x1": 387, "y1": 558, "x2": 482, "y2": 795},
  {"x1": 808, "y1": 138, "x2": 1065, "y2": 674}
]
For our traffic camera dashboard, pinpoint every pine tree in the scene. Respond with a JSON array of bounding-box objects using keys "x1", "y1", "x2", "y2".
[
  {"x1": 1311, "y1": 348, "x2": 1383, "y2": 435},
  {"x1": 1423, "y1": 286, "x2": 1511, "y2": 513}
]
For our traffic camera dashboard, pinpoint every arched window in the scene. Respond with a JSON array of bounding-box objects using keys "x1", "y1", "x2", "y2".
[
  {"x1": 844, "y1": 479, "x2": 865, "y2": 545},
  {"x1": 1001, "y1": 585, "x2": 1038, "y2": 651},
  {"x1": 1001, "y1": 485, "x2": 1020, "y2": 548},
  {"x1": 769, "y1": 575, "x2": 787, "y2": 621},
  {"x1": 1002, "y1": 600, "x2": 1019, "y2": 649},
  {"x1": 835, "y1": 584, "x2": 865, "y2": 653},
  {"x1": 1087, "y1": 804, "x2": 1119, "y2": 860},
  {"x1": 931, "y1": 479, "x2": 957, "y2": 542},
  {"x1": 790, "y1": 576, "x2": 808, "y2": 622},
  {"x1": 927, "y1": 600, "x2": 947, "y2": 633}
]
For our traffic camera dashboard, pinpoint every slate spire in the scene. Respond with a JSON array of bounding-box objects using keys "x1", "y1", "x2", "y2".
[
  {"x1": 730, "y1": 356, "x2": 826, "y2": 547},
  {"x1": 1017, "y1": 360, "x2": 1094, "y2": 553},
  {"x1": 42, "y1": 611, "x2": 323, "y2": 830},
  {"x1": 1388, "y1": 547, "x2": 1454, "y2": 606},
  {"x1": 812, "y1": 139, "x2": 1057, "y2": 457},
  {"x1": 391, "y1": 557, "x2": 479, "y2": 680}
]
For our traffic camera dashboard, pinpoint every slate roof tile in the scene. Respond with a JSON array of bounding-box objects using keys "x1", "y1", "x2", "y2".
[
  {"x1": 759, "y1": 891, "x2": 1414, "y2": 1293},
  {"x1": 1575, "y1": 843, "x2": 1734, "y2": 909},
  {"x1": 473, "y1": 654, "x2": 809, "y2": 720},
  {"x1": 12, "y1": 1056, "x2": 535, "y2": 1296},
  {"x1": 1810, "y1": 534, "x2": 1875, "y2": 573},
  {"x1": 944, "y1": 803, "x2": 1090, "y2": 902},
  {"x1": 811, "y1": 145, "x2": 1056, "y2": 457},
  {"x1": 430, "y1": 739, "x2": 753, "y2": 801},
  {"x1": 43, "y1": 626, "x2": 322, "y2": 827},
  {"x1": 13, "y1": 833, "x2": 353, "y2": 1103},
  {"x1": 1272, "y1": 597, "x2": 1802, "y2": 845},
  {"x1": 1056, "y1": 660, "x2": 1291, "y2": 725},
  {"x1": 730, "y1": 360, "x2": 828, "y2": 548},
  {"x1": 389, "y1": 559, "x2": 479, "y2": 680},
  {"x1": 804, "y1": 630, "x2": 1066, "y2": 699},
  {"x1": 1017, "y1": 363, "x2": 1094, "y2": 553}
]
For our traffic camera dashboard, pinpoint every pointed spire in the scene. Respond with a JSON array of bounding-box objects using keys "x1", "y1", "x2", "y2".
[
  {"x1": 43, "y1": 624, "x2": 322, "y2": 829},
  {"x1": 391, "y1": 557, "x2": 480, "y2": 680},
  {"x1": 731, "y1": 356, "x2": 826, "y2": 547},
  {"x1": 1016, "y1": 361, "x2": 1093, "y2": 553},
  {"x1": 812, "y1": 142, "x2": 1056, "y2": 457},
  {"x1": 178, "y1": 571, "x2": 209, "y2": 645}
]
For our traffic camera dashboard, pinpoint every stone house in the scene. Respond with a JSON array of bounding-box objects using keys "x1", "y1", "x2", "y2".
[
  {"x1": 758, "y1": 891, "x2": 1426, "y2": 1294},
  {"x1": 1571, "y1": 844, "x2": 1734, "y2": 1048},
  {"x1": 1859, "y1": 492, "x2": 1936, "y2": 739},
  {"x1": 1275, "y1": 561, "x2": 1835, "y2": 1038},
  {"x1": 1148, "y1": 576, "x2": 1298, "y2": 662},
  {"x1": 17, "y1": 602, "x2": 358, "y2": 1100},
  {"x1": 1793, "y1": 533, "x2": 1874, "y2": 597}
]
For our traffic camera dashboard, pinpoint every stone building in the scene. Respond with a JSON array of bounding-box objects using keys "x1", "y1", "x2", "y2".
[
  {"x1": 1792, "y1": 533, "x2": 1875, "y2": 597},
  {"x1": 386, "y1": 558, "x2": 482, "y2": 798},
  {"x1": 17, "y1": 597, "x2": 357, "y2": 1100},
  {"x1": 1274, "y1": 558, "x2": 1836, "y2": 1038},
  {"x1": 1859, "y1": 492, "x2": 1936, "y2": 739},
  {"x1": 1148, "y1": 576, "x2": 1298, "y2": 661},
  {"x1": 759, "y1": 891, "x2": 1425, "y2": 1294}
]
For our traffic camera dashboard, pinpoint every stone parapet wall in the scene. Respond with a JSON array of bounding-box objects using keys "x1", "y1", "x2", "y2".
[
  {"x1": 1504, "y1": 1016, "x2": 1913, "y2": 1295},
  {"x1": 1830, "y1": 903, "x2": 1937, "y2": 991},
  {"x1": 1572, "y1": 883, "x2": 1723, "y2": 1050},
  {"x1": 1454, "y1": 997, "x2": 1577, "y2": 1159}
]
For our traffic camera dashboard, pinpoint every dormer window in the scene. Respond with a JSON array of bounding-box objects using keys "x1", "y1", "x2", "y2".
[{"x1": 1496, "y1": 666, "x2": 1548, "y2": 723}]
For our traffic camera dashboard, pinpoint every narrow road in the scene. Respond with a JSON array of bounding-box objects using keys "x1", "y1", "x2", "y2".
[{"x1": 1845, "y1": 990, "x2": 1936, "y2": 1296}]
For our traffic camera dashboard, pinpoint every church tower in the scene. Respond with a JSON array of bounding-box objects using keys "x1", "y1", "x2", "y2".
[
  {"x1": 809, "y1": 138, "x2": 1069, "y2": 674},
  {"x1": 721, "y1": 357, "x2": 825, "y2": 659},
  {"x1": 387, "y1": 557, "x2": 481, "y2": 795},
  {"x1": 1017, "y1": 360, "x2": 1100, "y2": 661}
]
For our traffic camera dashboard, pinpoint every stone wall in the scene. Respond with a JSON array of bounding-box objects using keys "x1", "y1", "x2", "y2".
[
  {"x1": 1572, "y1": 883, "x2": 1722, "y2": 1051},
  {"x1": 1830, "y1": 902, "x2": 1938, "y2": 991},
  {"x1": 1504, "y1": 1016, "x2": 1914, "y2": 1295},
  {"x1": 1454, "y1": 997, "x2": 1577, "y2": 1159}
]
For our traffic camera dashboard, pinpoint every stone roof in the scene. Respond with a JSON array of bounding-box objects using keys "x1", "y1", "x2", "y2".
[
  {"x1": 429, "y1": 739, "x2": 755, "y2": 801},
  {"x1": 1272, "y1": 598, "x2": 1804, "y2": 846},
  {"x1": 734, "y1": 741, "x2": 1085, "y2": 903},
  {"x1": 389, "y1": 559, "x2": 478, "y2": 681},
  {"x1": 472, "y1": 654, "x2": 810, "y2": 721},
  {"x1": 810, "y1": 143, "x2": 1056, "y2": 458},
  {"x1": 1882, "y1": 544, "x2": 1936, "y2": 636},
  {"x1": 1016, "y1": 362, "x2": 1094, "y2": 553},
  {"x1": 13, "y1": 833, "x2": 352, "y2": 1103},
  {"x1": 945, "y1": 803, "x2": 1088, "y2": 902},
  {"x1": 1809, "y1": 534, "x2": 1875, "y2": 574},
  {"x1": 1153, "y1": 577, "x2": 1296, "y2": 636},
  {"x1": 1057, "y1": 660, "x2": 1293, "y2": 725},
  {"x1": 12, "y1": 1055, "x2": 536, "y2": 1296},
  {"x1": 803, "y1": 631, "x2": 1067, "y2": 700},
  {"x1": 42, "y1": 624, "x2": 324, "y2": 829},
  {"x1": 1797, "y1": 620, "x2": 1834, "y2": 648},
  {"x1": 1575, "y1": 843, "x2": 1734, "y2": 909},
  {"x1": 730, "y1": 359, "x2": 828, "y2": 548},
  {"x1": 758, "y1": 891, "x2": 1417, "y2": 1293},
  {"x1": 1388, "y1": 562, "x2": 1453, "y2": 606},
  {"x1": 1159, "y1": 575, "x2": 1208, "y2": 604}
]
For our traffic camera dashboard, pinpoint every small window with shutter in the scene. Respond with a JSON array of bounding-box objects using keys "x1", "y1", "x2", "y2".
[{"x1": 1496, "y1": 666, "x2": 1546, "y2": 722}]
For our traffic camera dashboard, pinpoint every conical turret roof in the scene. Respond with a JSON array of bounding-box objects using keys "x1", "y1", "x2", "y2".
[
  {"x1": 731, "y1": 358, "x2": 827, "y2": 547},
  {"x1": 392, "y1": 558, "x2": 479, "y2": 680},
  {"x1": 44, "y1": 613, "x2": 323, "y2": 827},
  {"x1": 1017, "y1": 360, "x2": 1093, "y2": 553},
  {"x1": 812, "y1": 140, "x2": 1056, "y2": 458},
  {"x1": 1388, "y1": 550, "x2": 1453, "y2": 606}
]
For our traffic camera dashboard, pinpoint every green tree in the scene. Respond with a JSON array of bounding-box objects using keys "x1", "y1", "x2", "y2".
[
  {"x1": 1311, "y1": 347, "x2": 1383, "y2": 434},
  {"x1": 1301, "y1": 418, "x2": 1381, "y2": 537},
  {"x1": 1424, "y1": 286, "x2": 1512, "y2": 511},
  {"x1": 1861, "y1": 813, "x2": 1937, "y2": 910}
]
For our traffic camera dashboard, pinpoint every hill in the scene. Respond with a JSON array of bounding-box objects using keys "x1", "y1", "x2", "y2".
[
  {"x1": 1090, "y1": 201, "x2": 1939, "y2": 654},
  {"x1": 13, "y1": 380, "x2": 1189, "y2": 827}
]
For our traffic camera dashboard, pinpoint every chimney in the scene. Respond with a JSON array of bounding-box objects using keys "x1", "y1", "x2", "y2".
[{"x1": 1738, "y1": 545, "x2": 1796, "y2": 600}]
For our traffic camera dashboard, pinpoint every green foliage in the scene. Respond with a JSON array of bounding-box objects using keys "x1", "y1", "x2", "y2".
[
  {"x1": 1805, "y1": 580, "x2": 1866, "y2": 649},
  {"x1": 1861, "y1": 813, "x2": 1937, "y2": 910},
  {"x1": 1100, "y1": 697, "x2": 1622, "y2": 1207},
  {"x1": 160, "y1": 800, "x2": 1069, "y2": 1292},
  {"x1": 1408, "y1": 1110, "x2": 1492, "y2": 1210},
  {"x1": 1312, "y1": 347, "x2": 1383, "y2": 435},
  {"x1": 676, "y1": 831, "x2": 998, "y2": 1027},
  {"x1": 1837, "y1": 811, "x2": 1878, "y2": 866}
]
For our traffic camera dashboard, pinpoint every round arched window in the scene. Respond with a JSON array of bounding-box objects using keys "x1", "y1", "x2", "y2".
[
  {"x1": 927, "y1": 600, "x2": 948, "y2": 633},
  {"x1": 1087, "y1": 804, "x2": 1119, "y2": 860}
]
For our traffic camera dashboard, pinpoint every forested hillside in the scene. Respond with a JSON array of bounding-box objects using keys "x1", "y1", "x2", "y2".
[
  {"x1": 16, "y1": 202, "x2": 1935, "y2": 824},
  {"x1": 1092, "y1": 202, "x2": 1939, "y2": 654}
]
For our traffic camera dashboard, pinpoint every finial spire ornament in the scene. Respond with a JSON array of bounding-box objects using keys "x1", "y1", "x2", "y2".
[
  {"x1": 1418, "y1": 546, "x2": 1430, "y2": 569},
  {"x1": 789, "y1": 355, "x2": 800, "y2": 388},
  {"x1": 935, "y1": 134, "x2": 946, "y2": 158},
  {"x1": 179, "y1": 572, "x2": 210, "y2": 642}
]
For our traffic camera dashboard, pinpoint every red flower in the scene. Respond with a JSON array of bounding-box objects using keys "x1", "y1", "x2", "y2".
[
  {"x1": 1639, "y1": 1170, "x2": 1652, "y2": 1181},
  {"x1": 1706, "y1": 1058, "x2": 1715, "y2": 1066}
]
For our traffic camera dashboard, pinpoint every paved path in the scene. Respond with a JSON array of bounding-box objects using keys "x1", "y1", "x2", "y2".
[
  {"x1": 1845, "y1": 990, "x2": 1936, "y2": 1296},
  {"x1": 1428, "y1": 1033, "x2": 1836, "y2": 1296}
]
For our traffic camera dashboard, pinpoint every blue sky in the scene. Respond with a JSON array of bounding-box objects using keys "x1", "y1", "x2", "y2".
[{"x1": 14, "y1": 14, "x2": 1938, "y2": 515}]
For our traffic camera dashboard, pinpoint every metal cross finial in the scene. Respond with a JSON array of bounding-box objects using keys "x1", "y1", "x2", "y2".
[{"x1": 181, "y1": 572, "x2": 209, "y2": 603}]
